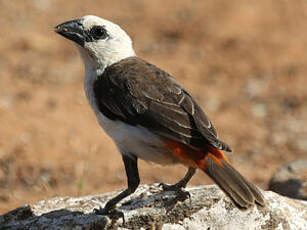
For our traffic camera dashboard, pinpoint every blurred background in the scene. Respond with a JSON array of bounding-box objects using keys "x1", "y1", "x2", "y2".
[{"x1": 1, "y1": 0, "x2": 307, "y2": 213}]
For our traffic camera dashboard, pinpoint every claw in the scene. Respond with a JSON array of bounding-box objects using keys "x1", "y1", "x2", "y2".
[
  {"x1": 159, "y1": 183, "x2": 192, "y2": 212},
  {"x1": 175, "y1": 190, "x2": 191, "y2": 203},
  {"x1": 159, "y1": 183, "x2": 182, "y2": 191},
  {"x1": 165, "y1": 190, "x2": 191, "y2": 212}
]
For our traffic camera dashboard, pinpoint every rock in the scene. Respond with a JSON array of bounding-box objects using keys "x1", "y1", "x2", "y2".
[
  {"x1": 269, "y1": 160, "x2": 307, "y2": 201},
  {"x1": 0, "y1": 184, "x2": 306, "y2": 230}
]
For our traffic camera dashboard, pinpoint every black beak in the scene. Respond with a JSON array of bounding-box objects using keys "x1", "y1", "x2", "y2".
[{"x1": 54, "y1": 19, "x2": 86, "y2": 47}]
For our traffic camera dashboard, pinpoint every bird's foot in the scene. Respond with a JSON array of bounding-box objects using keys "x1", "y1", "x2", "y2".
[
  {"x1": 93, "y1": 206, "x2": 125, "y2": 223},
  {"x1": 159, "y1": 182, "x2": 185, "y2": 192},
  {"x1": 165, "y1": 189, "x2": 191, "y2": 212},
  {"x1": 159, "y1": 183, "x2": 192, "y2": 212}
]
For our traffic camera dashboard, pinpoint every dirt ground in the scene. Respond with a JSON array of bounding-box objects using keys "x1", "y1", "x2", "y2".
[{"x1": 1, "y1": 0, "x2": 307, "y2": 214}]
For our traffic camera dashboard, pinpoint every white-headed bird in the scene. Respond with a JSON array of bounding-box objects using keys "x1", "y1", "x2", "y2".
[{"x1": 55, "y1": 15, "x2": 264, "y2": 217}]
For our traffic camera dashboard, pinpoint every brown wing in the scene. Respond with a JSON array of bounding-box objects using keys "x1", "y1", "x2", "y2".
[{"x1": 93, "y1": 57, "x2": 231, "y2": 152}]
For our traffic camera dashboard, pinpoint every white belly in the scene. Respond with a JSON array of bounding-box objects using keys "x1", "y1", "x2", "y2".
[{"x1": 96, "y1": 111, "x2": 177, "y2": 165}]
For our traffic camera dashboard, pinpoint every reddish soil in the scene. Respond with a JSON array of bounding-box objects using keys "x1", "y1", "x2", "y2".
[{"x1": 1, "y1": 0, "x2": 307, "y2": 213}]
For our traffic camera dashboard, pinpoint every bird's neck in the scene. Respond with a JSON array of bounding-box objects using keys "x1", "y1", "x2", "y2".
[
  {"x1": 79, "y1": 47, "x2": 135, "y2": 114},
  {"x1": 78, "y1": 46, "x2": 136, "y2": 75}
]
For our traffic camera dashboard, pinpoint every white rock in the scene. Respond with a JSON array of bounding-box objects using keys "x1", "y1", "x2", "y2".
[{"x1": 0, "y1": 184, "x2": 306, "y2": 230}]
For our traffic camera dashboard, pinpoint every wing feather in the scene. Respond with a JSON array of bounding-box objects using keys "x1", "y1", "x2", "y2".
[{"x1": 93, "y1": 57, "x2": 231, "y2": 152}]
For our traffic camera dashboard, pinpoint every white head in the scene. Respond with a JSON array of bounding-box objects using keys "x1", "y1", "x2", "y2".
[{"x1": 55, "y1": 15, "x2": 136, "y2": 71}]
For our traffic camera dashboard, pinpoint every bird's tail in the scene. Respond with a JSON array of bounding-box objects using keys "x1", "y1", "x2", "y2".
[
  {"x1": 200, "y1": 147, "x2": 265, "y2": 208},
  {"x1": 164, "y1": 139, "x2": 265, "y2": 208}
]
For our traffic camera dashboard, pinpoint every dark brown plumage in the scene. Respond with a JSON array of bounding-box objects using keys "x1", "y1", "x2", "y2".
[{"x1": 93, "y1": 57, "x2": 231, "y2": 152}]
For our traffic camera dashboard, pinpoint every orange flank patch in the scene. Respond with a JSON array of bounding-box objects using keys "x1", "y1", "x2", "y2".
[
  {"x1": 163, "y1": 139, "x2": 232, "y2": 170},
  {"x1": 205, "y1": 145, "x2": 233, "y2": 166}
]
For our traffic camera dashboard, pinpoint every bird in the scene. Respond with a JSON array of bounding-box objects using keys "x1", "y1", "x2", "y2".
[{"x1": 54, "y1": 15, "x2": 265, "y2": 216}]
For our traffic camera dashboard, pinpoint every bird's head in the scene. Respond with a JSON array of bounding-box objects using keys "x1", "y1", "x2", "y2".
[{"x1": 55, "y1": 15, "x2": 135, "y2": 70}]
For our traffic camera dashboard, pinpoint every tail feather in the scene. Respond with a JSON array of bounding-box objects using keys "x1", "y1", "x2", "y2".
[
  {"x1": 226, "y1": 160, "x2": 265, "y2": 206},
  {"x1": 204, "y1": 154, "x2": 265, "y2": 208},
  {"x1": 162, "y1": 138, "x2": 265, "y2": 207}
]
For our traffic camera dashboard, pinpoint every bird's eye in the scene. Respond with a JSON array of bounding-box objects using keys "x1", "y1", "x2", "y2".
[{"x1": 90, "y1": 26, "x2": 108, "y2": 40}]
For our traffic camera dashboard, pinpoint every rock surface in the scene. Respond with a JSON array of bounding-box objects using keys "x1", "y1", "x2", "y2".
[
  {"x1": 269, "y1": 160, "x2": 307, "y2": 201},
  {"x1": 0, "y1": 184, "x2": 306, "y2": 230}
]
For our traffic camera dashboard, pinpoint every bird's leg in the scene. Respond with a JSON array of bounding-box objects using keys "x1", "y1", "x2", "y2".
[
  {"x1": 159, "y1": 167, "x2": 196, "y2": 191},
  {"x1": 94, "y1": 154, "x2": 139, "y2": 220},
  {"x1": 159, "y1": 167, "x2": 196, "y2": 211}
]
